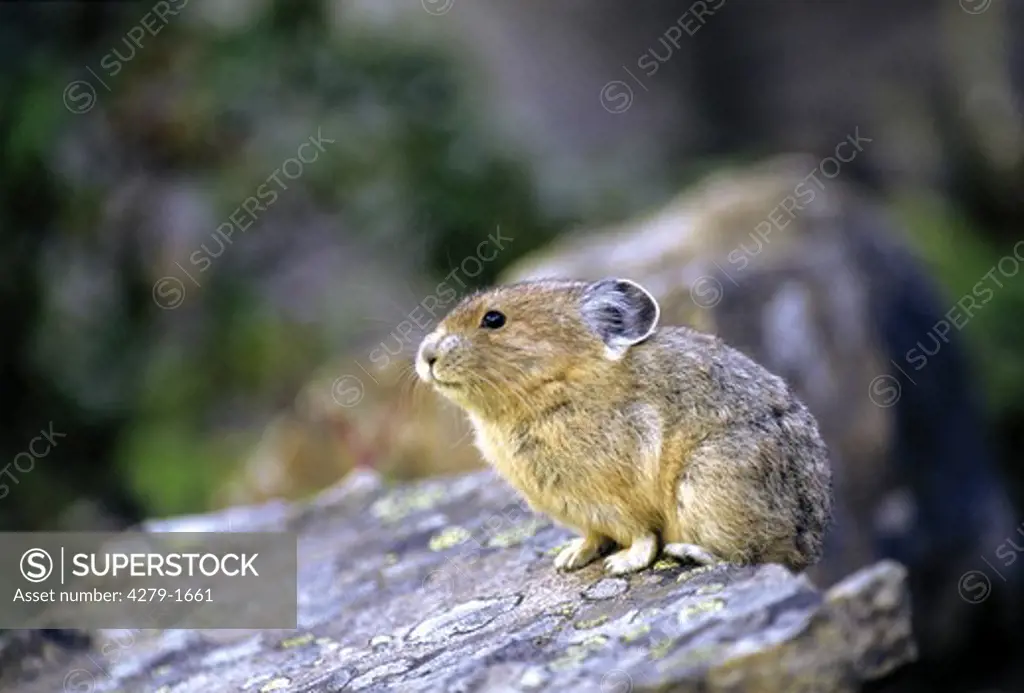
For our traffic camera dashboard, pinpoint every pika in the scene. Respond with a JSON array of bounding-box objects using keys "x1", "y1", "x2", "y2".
[{"x1": 416, "y1": 278, "x2": 832, "y2": 575}]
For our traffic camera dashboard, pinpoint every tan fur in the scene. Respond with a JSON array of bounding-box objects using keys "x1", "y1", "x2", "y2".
[
  {"x1": 225, "y1": 155, "x2": 872, "y2": 583},
  {"x1": 500, "y1": 154, "x2": 891, "y2": 583},
  {"x1": 416, "y1": 278, "x2": 833, "y2": 575}
]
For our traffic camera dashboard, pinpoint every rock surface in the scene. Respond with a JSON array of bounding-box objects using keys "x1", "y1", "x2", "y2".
[{"x1": 6, "y1": 470, "x2": 916, "y2": 692}]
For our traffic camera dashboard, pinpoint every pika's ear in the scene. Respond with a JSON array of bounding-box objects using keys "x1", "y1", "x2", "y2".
[{"x1": 581, "y1": 278, "x2": 660, "y2": 359}]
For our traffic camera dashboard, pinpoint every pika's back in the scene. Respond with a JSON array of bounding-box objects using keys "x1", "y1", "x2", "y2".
[
  {"x1": 419, "y1": 273, "x2": 810, "y2": 442},
  {"x1": 628, "y1": 326, "x2": 798, "y2": 430}
]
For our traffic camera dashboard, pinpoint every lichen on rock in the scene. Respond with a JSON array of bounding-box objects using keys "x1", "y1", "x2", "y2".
[{"x1": 6, "y1": 469, "x2": 916, "y2": 692}]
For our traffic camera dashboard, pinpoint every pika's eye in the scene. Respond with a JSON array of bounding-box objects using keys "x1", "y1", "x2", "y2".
[{"x1": 480, "y1": 310, "x2": 506, "y2": 329}]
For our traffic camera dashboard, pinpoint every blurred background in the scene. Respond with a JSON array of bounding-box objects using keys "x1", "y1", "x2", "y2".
[{"x1": 1, "y1": 0, "x2": 1023, "y2": 691}]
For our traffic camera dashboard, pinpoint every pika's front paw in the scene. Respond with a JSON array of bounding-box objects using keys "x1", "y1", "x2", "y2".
[
  {"x1": 603, "y1": 535, "x2": 658, "y2": 575},
  {"x1": 554, "y1": 537, "x2": 603, "y2": 571}
]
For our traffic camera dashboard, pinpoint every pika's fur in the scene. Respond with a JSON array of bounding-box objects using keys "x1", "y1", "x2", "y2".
[
  {"x1": 502, "y1": 154, "x2": 890, "y2": 580},
  {"x1": 416, "y1": 277, "x2": 832, "y2": 575}
]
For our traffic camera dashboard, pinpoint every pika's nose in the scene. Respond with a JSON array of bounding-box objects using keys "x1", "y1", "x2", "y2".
[
  {"x1": 421, "y1": 343, "x2": 438, "y2": 368},
  {"x1": 416, "y1": 335, "x2": 443, "y2": 381}
]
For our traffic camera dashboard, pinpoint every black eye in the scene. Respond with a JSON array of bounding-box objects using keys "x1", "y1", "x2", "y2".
[{"x1": 480, "y1": 310, "x2": 506, "y2": 329}]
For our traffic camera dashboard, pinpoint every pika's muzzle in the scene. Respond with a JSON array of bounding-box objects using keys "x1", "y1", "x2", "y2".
[{"x1": 416, "y1": 332, "x2": 461, "y2": 383}]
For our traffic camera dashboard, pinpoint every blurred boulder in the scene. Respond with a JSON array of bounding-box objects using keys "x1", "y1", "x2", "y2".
[{"x1": 221, "y1": 356, "x2": 481, "y2": 505}]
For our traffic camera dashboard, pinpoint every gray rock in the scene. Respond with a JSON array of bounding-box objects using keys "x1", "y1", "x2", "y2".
[{"x1": 5, "y1": 469, "x2": 916, "y2": 692}]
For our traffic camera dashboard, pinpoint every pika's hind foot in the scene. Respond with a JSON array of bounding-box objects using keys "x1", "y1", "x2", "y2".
[
  {"x1": 604, "y1": 534, "x2": 658, "y2": 575},
  {"x1": 662, "y1": 542, "x2": 723, "y2": 566},
  {"x1": 555, "y1": 535, "x2": 607, "y2": 571}
]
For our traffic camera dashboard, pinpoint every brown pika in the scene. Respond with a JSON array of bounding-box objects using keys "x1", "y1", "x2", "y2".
[{"x1": 415, "y1": 278, "x2": 832, "y2": 575}]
